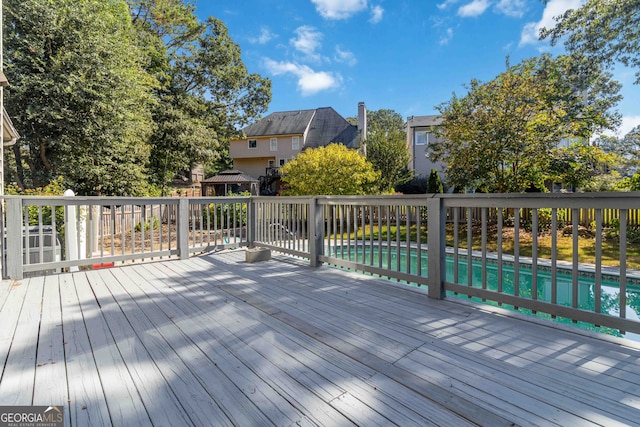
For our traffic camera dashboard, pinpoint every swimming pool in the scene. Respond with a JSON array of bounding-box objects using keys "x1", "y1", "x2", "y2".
[{"x1": 329, "y1": 246, "x2": 640, "y2": 341}]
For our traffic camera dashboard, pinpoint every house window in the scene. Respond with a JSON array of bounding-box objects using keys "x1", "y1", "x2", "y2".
[
  {"x1": 248, "y1": 139, "x2": 257, "y2": 149},
  {"x1": 414, "y1": 130, "x2": 430, "y2": 145},
  {"x1": 270, "y1": 138, "x2": 277, "y2": 151},
  {"x1": 292, "y1": 136, "x2": 300, "y2": 150},
  {"x1": 279, "y1": 158, "x2": 287, "y2": 166}
]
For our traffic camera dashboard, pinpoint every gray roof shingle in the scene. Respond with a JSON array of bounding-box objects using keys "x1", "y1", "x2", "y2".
[{"x1": 242, "y1": 107, "x2": 359, "y2": 149}]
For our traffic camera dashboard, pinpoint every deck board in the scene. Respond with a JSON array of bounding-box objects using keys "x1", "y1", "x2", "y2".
[
  {"x1": 104, "y1": 268, "x2": 239, "y2": 427},
  {"x1": 58, "y1": 273, "x2": 111, "y2": 427},
  {"x1": 0, "y1": 276, "x2": 42, "y2": 405},
  {"x1": 33, "y1": 274, "x2": 68, "y2": 427},
  {"x1": 2, "y1": 249, "x2": 640, "y2": 426},
  {"x1": 72, "y1": 272, "x2": 151, "y2": 426},
  {"x1": 118, "y1": 264, "x2": 314, "y2": 426}
]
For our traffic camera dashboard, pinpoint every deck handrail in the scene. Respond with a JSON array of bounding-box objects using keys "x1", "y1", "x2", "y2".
[{"x1": 4, "y1": 192, "x2": 640, "y2": 337}]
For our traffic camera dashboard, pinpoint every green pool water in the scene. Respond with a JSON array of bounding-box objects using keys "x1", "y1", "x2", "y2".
[{"x1": 330, "y1": 246, "x2": 640, "y2": 341}]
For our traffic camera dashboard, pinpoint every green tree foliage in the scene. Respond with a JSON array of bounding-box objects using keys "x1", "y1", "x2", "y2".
[
  {"x1": 427, "y1": 169, "x2": 444, "y2": 193},
  {"x1": 365, "y1": 109, "x2": 413, "y2": 192},
  {"x1": 546, "y1": 143, "x2": 615, "y2": 190},
  {"x1": 5, "y1": 0, "x2": 156, "y2": 195},
  {"x1": 280, "y1": 144, "x2": 380, "y2": 195},
  {"x1": 395, "y1": 176, "x2": 428, "y2": 194},
  {"x1": 126, "y1": 2, "x2": 271, "y2": 193},
  {"x1": 593, "y1": 126, "x2": 640, "y2": 177},
  {"x1": 431, "y1": 54, "x2": 621, "y2": 192},
  {"x1": 541, "y1": 0, "x2": 640, "y2": 84}
]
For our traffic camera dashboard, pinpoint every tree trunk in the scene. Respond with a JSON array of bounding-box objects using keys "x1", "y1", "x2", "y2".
[
  {"x1": 12, "y1": 144, "x2": 25, "y2": 191},
  {"x1": 39, "y1": 143, "x2": 52, "y2": 171}
]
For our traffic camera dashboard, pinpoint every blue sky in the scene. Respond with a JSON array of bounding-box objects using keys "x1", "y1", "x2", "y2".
[{"x1": 200, "y1": 0, "x2": 640, "y2": 137}]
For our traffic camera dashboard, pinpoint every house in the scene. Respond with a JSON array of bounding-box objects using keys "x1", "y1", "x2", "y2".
[
  {"x1": 406, "y1": 115, "x2": 445, "y2": 179},
  {"x1": 229, "y1": 103, "x2": 367, "y2": 194}
]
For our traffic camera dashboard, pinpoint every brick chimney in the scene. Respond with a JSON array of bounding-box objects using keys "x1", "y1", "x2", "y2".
[{"x1": 357, "y1": 101, "x2": 367, "y2": 156}]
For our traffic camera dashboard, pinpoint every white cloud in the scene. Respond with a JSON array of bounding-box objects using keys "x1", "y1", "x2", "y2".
[
  {"x1": 519, "y1": 0, "x2": 585, "y2": 46},
  {"x1": 249, "y1": 26, "x2": 276, "y2": 44},
  {"x1": 263, "y1": 58, "x2": 342, "y2": 95},
  {"x1": 440, "y1": 28, "x2": 454, "y2": 45},
  {"x1": 369, "y1": 5, "x2": 384, "y2": 23},
  {"x1": 334, "y1": 46, "x2": 357, "y2": 66},
  {"x1": 603, "y1": 115, "x2": 640, "y2": 138},
  {"x1": 495, "y1": 0, "x2": 526, "y2": 18},
  {"x1": 290, "y1": 26, "x2": 324, "y2": 62},
  {"x1": 457, "y1": 0, "x2": 491, "y2": 18},
  {"x1": 311, "y1": 0, "x2": 368, "y2": 20},
  {"x1": 437, "y1": 0, "x2": 460, "y2": 10},
  {"x1": 290, "y1": 26, "x2": 323, "y2": 55}
]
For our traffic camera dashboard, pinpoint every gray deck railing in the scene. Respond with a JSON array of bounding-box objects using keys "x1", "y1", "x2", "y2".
[
  {"x1": 4, "y1": 192, "x2": 640, "y2": 336},
  {"x1": 253, "y1": 193, "x2": 640, "y2": 336},
  {"x1": 3, "y1": 195, "x2": 251, "y2": 279}
]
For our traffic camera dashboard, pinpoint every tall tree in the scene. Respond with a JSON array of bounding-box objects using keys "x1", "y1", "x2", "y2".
[
  {"x1": 280, "y1": 144, "x2": 380, "y2": 196},
  {"x1": 125, "y1": 2, "x2": 271, "y2": 192},
  {"x1": 546, "y1": 143, "x2": 615, "y2": 191},
  {"x1": 5, "y1": 0, "x2": 156, "y2": 195},
  {"x1": 365, "y1": 109, "x2": 413, "y2": 192},
  {"x1": 541, "y1": 0, "x2": 640, "y2": 84},
  {"x1": 593, "y1": 125, "x2": 640, "y2": 177},
  {"x1": 431, "y1": 55, "x2": 621, "y2": 192}
]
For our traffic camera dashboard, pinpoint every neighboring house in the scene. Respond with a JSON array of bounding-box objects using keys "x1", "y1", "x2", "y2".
[
  {"x1": 406, "y1": 115, "x2": 445, "y2": 179},
  {"x1": 229, "y1": 103, "x2": 367, "y2": 194}
]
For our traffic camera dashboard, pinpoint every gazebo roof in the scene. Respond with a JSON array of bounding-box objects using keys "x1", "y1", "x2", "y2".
[{"x1": 202, "y1": 170, "x2": 258, "y2": 184}]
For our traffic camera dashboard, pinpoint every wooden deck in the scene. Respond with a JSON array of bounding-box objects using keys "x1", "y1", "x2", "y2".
[{"x1": 1, "y1": 250, "x2": 640, "y2": 426}]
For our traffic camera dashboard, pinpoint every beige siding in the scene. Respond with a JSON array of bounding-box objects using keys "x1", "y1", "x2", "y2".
[
  {"x1": 230, "y1": 134, "x2": 304, "y2": 177},
  {"x1": 230, "y1": 135, "x2": 302, "y2": 160},
  {"x1": 233, "y1": 158, "x2": 274, "y2": 179}
]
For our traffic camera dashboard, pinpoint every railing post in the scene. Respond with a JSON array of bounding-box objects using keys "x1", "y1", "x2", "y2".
[
  {"x1": 247, "y1": 196, "x2": 255, "y2": 248},
  {"x1": 177, "y1": 198, "x2": 189, "y2": 259},
  {"x1": 6, "y1": 197, "x2": 23, "y2": 280},
  {"x1": 309, "y1": 197, "x2": 324, "y2": 267},
  {"x1": 427, "y1": 196, "x2": 446, "y2": 299},
  {"x1": 64, "y1": 189, "x2": 79, "y2": 272}
]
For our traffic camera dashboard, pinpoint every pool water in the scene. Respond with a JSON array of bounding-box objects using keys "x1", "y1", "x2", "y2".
[{"x1": 330, "y1": 246, "x2": 640, "y2": 341}]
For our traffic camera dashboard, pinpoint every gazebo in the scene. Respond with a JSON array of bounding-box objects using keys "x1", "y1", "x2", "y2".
[{"x1": 201, "y1": 169, "x2": 259, "y2": 196}]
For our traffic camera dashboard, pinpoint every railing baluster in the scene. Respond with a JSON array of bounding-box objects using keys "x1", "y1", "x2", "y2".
[
  {"x1": 514, "y1": 208, "x2": 520, "y2": 305},
  {"x1": 416, "y1": 205, "x2": 422, "y2": 278},
  {"x1": 396, "y1": 205, "x2": 401, "y2": 275},
  {"x1": 551, "y1": 208, "x2": 557, "y2": 310},
  {"x1": 481, "y1": 207, "x2": 487, "y2": 297},
  {"x1": 619, "y1": 209, "x2": 627, "y2": 324},
  {"x1": 454, "y1": 207, "x2": 459, "y2": 285},
  {"x1": 406, "y1": 205, "x2": 411, "y2": 275},
  {"x1": 121, "y1": 205, "x2": 126, "y2": 255},
  {"x1": 38, "y1": 206, "x2": 44, "y2": 265},
  {"x1": 110, "y1": 205, "x2": 116, "y2": 258},
  {"x1": 532, "y1": 208, "x2": 538, "y2": 311},
  {"x1": 467, "y1": 207, "x2": 472, "y2": 295},
  {"x1": 23, "y1": 203, "x2": 29, "y2": 265},
  {"x1": 369, "y1": 205, "x2": 374, "y2": 267},
  {"x1": 595, "y1": 209, "x2": 602, "y2": 315},
  {"x1": 497, "y1": 207, "x2": 503, "y2": 300},
  {"x1": 572, "y1": 208, "x2": 579, "y2": 310},
  {"x1": 386, "y1": 205, "x2": 391, "y2": 272}
]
